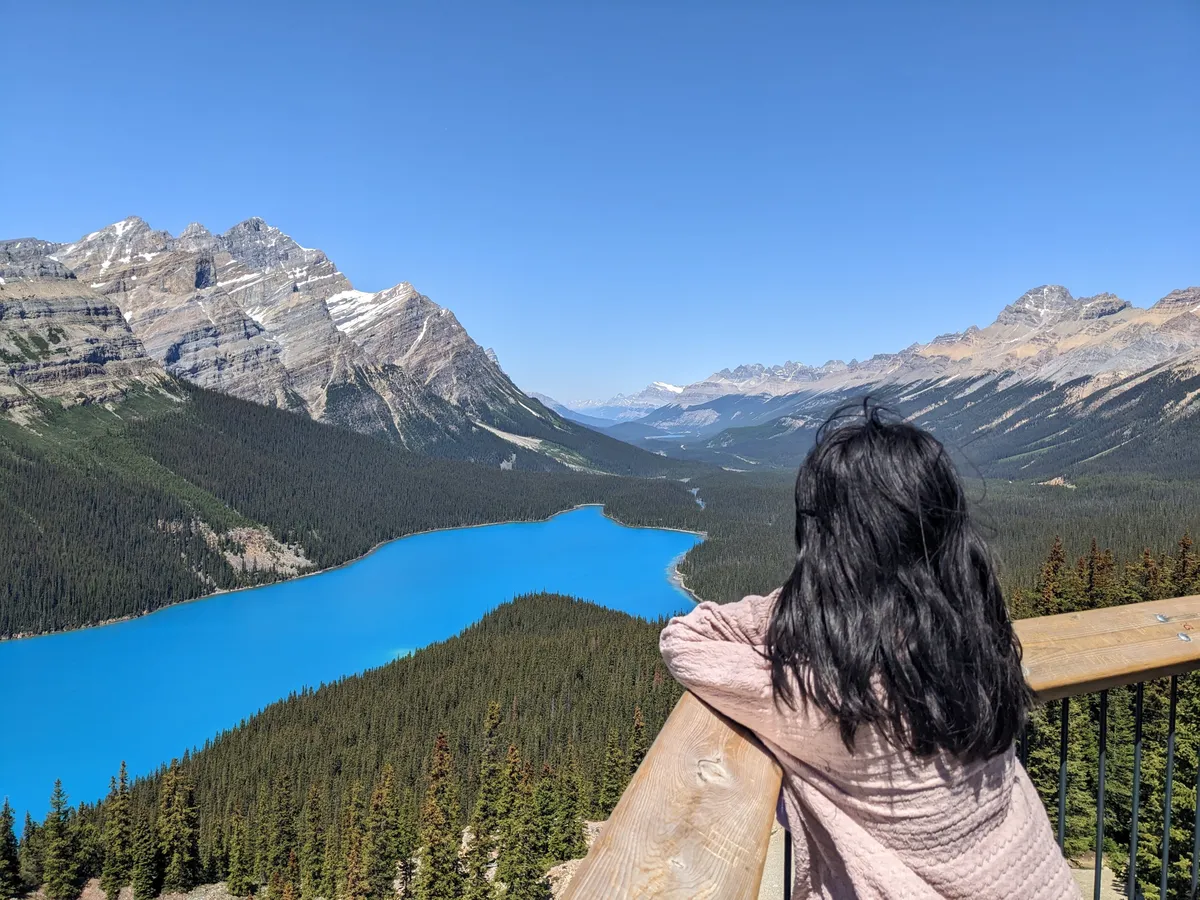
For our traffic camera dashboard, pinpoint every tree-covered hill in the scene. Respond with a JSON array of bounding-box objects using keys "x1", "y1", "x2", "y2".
[{"x1": 8, "y1": 595, "x2": 678, "y2": 900}]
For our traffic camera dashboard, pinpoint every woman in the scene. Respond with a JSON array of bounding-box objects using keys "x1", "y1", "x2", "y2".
[{"x1": 660, "y1": 403, "x2": 1077, "y2": 899}]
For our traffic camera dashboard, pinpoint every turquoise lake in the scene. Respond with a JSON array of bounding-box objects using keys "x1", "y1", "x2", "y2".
[{"x1": 0, "y1": 505, "x2": 701, "y2": 820}]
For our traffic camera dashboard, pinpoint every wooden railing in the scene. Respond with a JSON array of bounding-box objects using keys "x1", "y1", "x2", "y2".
[{"x1": 562, "y1": 595, "x2": 1200, "y2": 900}]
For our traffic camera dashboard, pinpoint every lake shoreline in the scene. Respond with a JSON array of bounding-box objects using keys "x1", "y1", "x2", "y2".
[
  {"x1": 4, "y1": 501, "x2": 704, "y2": 822},
  {"x1": 2, "y1": 504, "x2": 708, "y2": 644}
]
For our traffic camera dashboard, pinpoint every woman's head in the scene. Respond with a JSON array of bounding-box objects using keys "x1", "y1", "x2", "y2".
[{"x1": 766, "y1": 401, "x2": 1029, "y2": 761}]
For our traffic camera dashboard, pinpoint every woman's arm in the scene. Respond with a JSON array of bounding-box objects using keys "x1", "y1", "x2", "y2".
[{"x1": 660, "y1": 591, "x2": 829, "y2": 753}]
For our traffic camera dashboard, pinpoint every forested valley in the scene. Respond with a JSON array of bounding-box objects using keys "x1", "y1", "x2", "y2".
[
  {"x1": 9, "y1": 382, "x2": 1200, "y2": 898},
  {"x1": 7, "y1": 381, "x2": 1200, "y2": 638}
]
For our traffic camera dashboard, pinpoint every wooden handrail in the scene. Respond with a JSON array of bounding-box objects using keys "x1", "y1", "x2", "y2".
[
  {"x1": 1017, "y1": 594, "x2": 1200, "y2": 701},
  {"x1": 563, "y1": 692, "x2": 782, "y2": 899},
  {"x1": 563, "y1": 595, "x2": 1200, "y2": 899}
]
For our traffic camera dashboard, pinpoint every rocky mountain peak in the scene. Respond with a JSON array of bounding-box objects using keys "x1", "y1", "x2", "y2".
[
  {"x1": 219, "y1": 218, "x2": 328, "y2": 272},
  {"x1": 175, "y1": 223, "x2": 217, "y2": 253},
  {"x1": 0, "y1": 239, "x2": 74, "y2": 282},
  {"x1": 719, "y1": 363, "x2": 766, "y2": 380},
  {"x1": 993, "y1": 285, "x2": 1077, "y2": 327},
  {"x1": 1153, "y1": 287, "x2": 1200, "y2": 312},
  {"x1": 1077, "y1": 293, "x2": 1131, "y2": 320}
]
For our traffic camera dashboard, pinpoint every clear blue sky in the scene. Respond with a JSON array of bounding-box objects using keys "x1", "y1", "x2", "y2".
[{"x1": 3, "y1": 1, "x2": 1196, "y2": 401}]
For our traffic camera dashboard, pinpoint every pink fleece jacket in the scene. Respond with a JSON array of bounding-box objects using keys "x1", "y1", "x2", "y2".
[{"x1": 659, "y1": 591, "x2": 1080, "y2": 900}]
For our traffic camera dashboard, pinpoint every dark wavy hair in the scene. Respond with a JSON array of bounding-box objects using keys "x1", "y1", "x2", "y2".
[{"x1": 765, "y1": 401, "x2": 1030, "y2": 761}]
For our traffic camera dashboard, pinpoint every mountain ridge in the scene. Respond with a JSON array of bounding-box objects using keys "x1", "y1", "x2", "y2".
[
  {"x1": 569, "y1": 280, "x2": 1200, "y2": 471},
  {"x1": 575, "y1": 281, "x2": 1200, "y2": 419},
  {"x1": 3, "y1": 216, "x2": 678, "y2": 475}
]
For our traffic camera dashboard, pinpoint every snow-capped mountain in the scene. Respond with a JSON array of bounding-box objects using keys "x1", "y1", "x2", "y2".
[
  {"x1": 568, "y1": 381, "x2": 686, "y2": 421},
  {"x1": 4, "y1": 217, "x2": 671, "y2": 475}
]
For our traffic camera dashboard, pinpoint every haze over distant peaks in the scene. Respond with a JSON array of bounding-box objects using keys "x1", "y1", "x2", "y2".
[{"x1": 567, "y1": 381, "x2": 686, "y2": 421}]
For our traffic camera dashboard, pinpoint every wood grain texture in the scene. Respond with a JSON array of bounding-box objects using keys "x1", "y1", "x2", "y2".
[
  {"x1": 562, "y1": 691, "x2": 783, "y2": 900},
  {"x1": 1016, "y1": 594, "x2": 1200, "y2": 700}
]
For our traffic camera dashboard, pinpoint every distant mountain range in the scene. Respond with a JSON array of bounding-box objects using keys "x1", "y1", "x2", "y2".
[
  {"x1": 565, "y1": 283, "x2": 1200, "y2": 473},
  {"x1": 559, "y1": 382, "x2": 686, "y2": 421},
  {"x1": 0, "y1": 217, "x2": 671, "y2": 476},
  {"x1": 10, "y1": 221, "x2": 1199, "y2": 480}
]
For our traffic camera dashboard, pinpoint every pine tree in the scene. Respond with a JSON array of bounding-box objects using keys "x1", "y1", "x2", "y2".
[
  {"x1": 225, "y1": 811, "x2": 254, "y2": 898},
  {"x1": 415, "y1": 734, "x2": 462, "y2": 900},
  {"x1": 597, "y1": 730, "x2": 627, "y2": 816},
  {"x1": 1038, "y1": 536, "x2": 1067, "y2": 614},
  {"x1": 338, "y1": 785, "x2": 367, "y2": 900},
  {"x1": 627, "y1": 706, "x2": 648, "y2": 775},
  {"x1": 207, "y1": 814, "x2": 230, "y2": 883},
  {"x1": 547, "y1": 757, "x2": 586, "y2": 864},
  {"x1": 130, "y1": 818, "x2": 160, "y2": 900},
  {"x1": 1061, "y1": 696, "x2": 1100, "y2": 855},
  {"x1": 73, "y1": 812, "x2": 103, "y2": 887},
  {"x1": 0, "y1": 799, "x2": 21, "y2": 900},
  {"x1": 318, "y1": 818, "x2": 339, "y2": 900},
  {"x1": 158, "y1": 763, "x2": 200, "y2": 892},
  {"x1": 492, "y1": 743, "x2": 525, "y2": 887},
  {"x1": 1125, "y1": 549, "x2": 1165, "y2": 604},
  {"x1": 1173, "y1": 532, "x2": 1196, "y2": 596},
  {"x1": 530, "y1": 768, "x2": 555, "y2": 866},
  {"x1": 18, "y1": 813, "x2": 43, "y2": 891},
  {"x1": 298, "y1": 784, "x2": 325, "y2": 900},
  {"x1": 100, "y1": 763, "x2": 134, "y2": 900},
  {"x1": 281, "y1": 852, "x2": 299, "y2": 900},
  {"x1": 42, "y1": 781, "x2": 81, "y2": 900},
  {"x1": 363, "y1": 765, "x2": 401, "y2": 900},
  {"x1": 263, "y1": 773, "x2": 297, "y2": 899},
  {"x1": 496, "y1": 745, "x2": 522, "y2": 835},
  {"x1": 393, "y1": 794, "x2": 417, "y2": 900},
  {"x1": 463, "y1": 703, "x2": 504, "y2": 900},
  {"x1": 495, "y1": 769, "x2": 549, "y2": 900}
]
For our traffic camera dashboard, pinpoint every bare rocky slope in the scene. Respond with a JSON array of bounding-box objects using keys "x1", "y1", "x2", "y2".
[
  {"x1": 3, "y1": 217, "x2": 669, "y2": 474},
  {"x1": 0, "y1": 237, "x2": 170, "y2": 422}
]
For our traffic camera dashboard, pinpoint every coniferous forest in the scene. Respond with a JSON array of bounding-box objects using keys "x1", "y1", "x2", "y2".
[
  {"x1": 8, "y1": 383, "x2": 1200, "y2": 898},
  {"x1": 5, "y1": 595, "x2": 672, "y2": 900}
]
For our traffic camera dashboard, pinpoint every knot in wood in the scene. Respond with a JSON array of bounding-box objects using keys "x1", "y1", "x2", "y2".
[{"x1": 696, "y1": 755, "x2": 729, "y2": 783}]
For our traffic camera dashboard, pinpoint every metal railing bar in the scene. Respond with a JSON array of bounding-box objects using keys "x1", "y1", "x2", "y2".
[
  {"x1": 1095, "y1": 690, "x2": 1108, "y2": 900},
  {"x1": 1191, "y1": 745, "x2": 1200, "y2": 900},
  {"x1": 1059, "y1": 697, "x2": 1069, "y2": 851},
  {"x1": 1129, "y1": 682, "x2": 1144, "y2": 900},
  {"x1": 1162, "y1": 675, "x2": 1179, "y2": 900},
  {"x1": 783, "y1": 829, "x2": 792, "y2": 900}
]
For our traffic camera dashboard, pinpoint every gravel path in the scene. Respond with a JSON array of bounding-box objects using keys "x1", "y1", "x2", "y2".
[{"x1": 757, "y1": 822, "x2": 787, "y2": 899}]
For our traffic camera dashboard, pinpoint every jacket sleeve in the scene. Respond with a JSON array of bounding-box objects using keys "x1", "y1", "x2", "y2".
[{"x1": 659, "y1": 591, "x2": 829, "y2": 754}]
